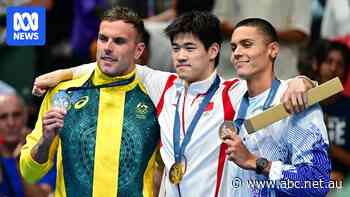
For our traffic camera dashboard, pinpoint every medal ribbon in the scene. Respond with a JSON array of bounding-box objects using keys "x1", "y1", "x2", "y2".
[
  {"x1": 234, "y1": 79, "x2": 281, "y2": 134},
  {"x1": 173, "y1": 75, "x2": 221, "y2": 163},
  {"x1": 66, "y1": 74, "x2": 136, "y2": 92},
  {"x1": 52, "y1": 74, "x2": 136, "y2": 110}
]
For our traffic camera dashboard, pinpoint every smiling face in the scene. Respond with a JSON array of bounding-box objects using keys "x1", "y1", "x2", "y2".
[
  {"x1": 96, "y1": 20, "x2": 144, "y2": 77},
  {"x1": 171, "y1": 33, "x2": 219, "y2": 84},
  {"x1": 230, "y1": 26, "x2": 279, "y2": 80}
]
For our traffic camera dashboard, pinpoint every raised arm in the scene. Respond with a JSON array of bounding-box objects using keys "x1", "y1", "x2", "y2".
[
  {"x1": 224, "y1": 105, "x2": 330, "y2": 196},
  {"x1": 281, "y1": 76, "x2": 317, "y2": 113},
  {"x1": 20, "y1": 92, "x2": 61, "y2": 183},
  {"x1": 32, "y1": 63, "x2": 95, "y2": 96},
  {"x1": 229, "y1": 76, "x2": 317, "y2": 115}
]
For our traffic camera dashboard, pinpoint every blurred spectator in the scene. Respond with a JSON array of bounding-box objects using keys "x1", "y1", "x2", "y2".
[
  {"x1": 310, "y1": 40, "x2": 350, "y2": 184},
  {"x1": 213, "y1": 0, "x2": 312, "y2": 79},
  {"x1": 0, "y1": 83, "x2": 56, "y2": 197},
  {"x1": 0, "y1": 81, "x2": 15, "y2": 94},
  {"x1": 298, "y1": 0, "x2": 326, "y2": 78},
  {"x1": 321, "y1": 0, "x2": 350, "y2": 97}
]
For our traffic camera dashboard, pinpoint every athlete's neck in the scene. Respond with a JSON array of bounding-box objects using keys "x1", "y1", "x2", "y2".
[
  {"x1": 246, "y1": 72, "x2": 274, "y2": 97},
  {"x1": 93, "y1": 65, "x2": 135, "y2": 86}
]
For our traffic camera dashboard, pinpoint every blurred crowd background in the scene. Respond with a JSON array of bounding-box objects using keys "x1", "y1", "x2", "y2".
[{"x1": 1, "y1": 0, "x2": 350, "y2": 196}]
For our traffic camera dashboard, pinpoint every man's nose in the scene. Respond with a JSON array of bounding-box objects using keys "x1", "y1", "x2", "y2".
[
  {"x1": 177, "y1": 49, "x2": 188, "y2": 62},
  {"x1": 231, "y1": 48, "x2": 242, "y2": 64},
  {"x1": 104, "y1": 40, "x2": 113, "y2": 53},
  {"x1": 233, "y1": 46, "x2": 243, "y2": 59}
]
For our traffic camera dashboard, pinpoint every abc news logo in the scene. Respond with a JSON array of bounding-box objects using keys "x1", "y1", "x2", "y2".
[
  {"x1": 13, "y1": 12, "x2": 39, "y2": 39},
  {"x1": 14, "y1": 12, "x2": 39, "y2": 31},
  {"x1": 6, "y1": 7, "x2": 45, "y2": 46}
]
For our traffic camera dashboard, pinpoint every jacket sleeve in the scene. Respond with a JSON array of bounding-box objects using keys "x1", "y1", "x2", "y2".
[
  {"x1": 268, "y1": 105, "x2": 331, "y2": 196},
  {"x1": 72, "y1": 62, "x2": 96, "y2": 79},
  {"x1": 20, "y1": 90, "x2": 59, "y2": 183},
  {"x1": 136, "y1": 64, "x2": 175, "y2": 105}
]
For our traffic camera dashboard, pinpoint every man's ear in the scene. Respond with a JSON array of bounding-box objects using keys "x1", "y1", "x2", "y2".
[
  {"x1": 268, "y1": 41, "x2": 279, "y2": 60},
  {"x1": 134, "y1": 42, "x2": 145, "y2": 60},
  {"x1": 208, "y1": 43, "x2": 220, "y2": 62}
]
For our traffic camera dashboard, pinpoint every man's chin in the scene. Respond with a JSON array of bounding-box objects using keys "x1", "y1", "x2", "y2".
[
  {"x1": 176, "y1": 71, "x2": 188, "y2": 80},
  {"x1": 100, "y1": 65, "x2": 129, "y2": 77},
  {"x1": 99, "y1": 64, "x2": 116, "y2": 75},
  {"x1": 100, "y1": 61, "x2": 113, "y2": 68},
  {"x1": 101, "y1": 69, "x2": 119, "y2": 77},
  {"x1": 177, "y1": 73, "x2": 197, "y2": 84}
]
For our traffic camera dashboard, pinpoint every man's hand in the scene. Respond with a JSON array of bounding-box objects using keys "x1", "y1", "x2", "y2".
[
  {"x1": 223, "y1": 132, "x2": 257, "y2": 171},
  {"x1": 42, "y1": 107, "x2": 66, "y2": 141},
  {"x1": 32, "y1": 69, "x2": 73, "y2": 97},
  {"x1": 31, "y1": 107, "x2": 66, "y2": 164},
  {"x1": 281, "y1": 76, "x2": 315, "y2": 114}
]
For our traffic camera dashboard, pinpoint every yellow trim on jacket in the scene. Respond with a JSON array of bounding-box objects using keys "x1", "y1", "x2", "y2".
[{"x1": 20, "y1": 64, "x2": 157, "y2": 197}]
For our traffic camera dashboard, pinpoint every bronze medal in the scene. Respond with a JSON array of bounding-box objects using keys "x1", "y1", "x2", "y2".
[{"x1": 219, "y1": 121, "x2": 236, "y2": 140}]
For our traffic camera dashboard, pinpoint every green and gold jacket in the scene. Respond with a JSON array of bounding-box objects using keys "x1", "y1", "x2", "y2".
[{"x1": 20, "y1": 65, "x2": 160, "y2": 197}]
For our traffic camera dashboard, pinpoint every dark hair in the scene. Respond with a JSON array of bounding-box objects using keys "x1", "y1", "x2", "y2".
[
  {"x1": 164, "y1": 11, "x2": 222, "y2": 67},
  {"x1": 101, "y1": 6, "x2": 145, "y2": 42},
  {"x1": 312, "y1": 39, "x2": 350, "y2": 80},
  {"x1": 234, "y1": 18, "x2": 279, "y2": 43}
]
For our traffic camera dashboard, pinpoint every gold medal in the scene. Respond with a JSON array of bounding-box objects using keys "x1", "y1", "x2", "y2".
[
  {"x1": 169, "y1": 162, "x2": 186, "y2": 184},
  {"x1": 219, "y1": 121, "x2": 236, "y2": 140}
]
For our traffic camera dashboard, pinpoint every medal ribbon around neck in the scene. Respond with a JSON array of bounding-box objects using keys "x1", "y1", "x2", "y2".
[
  {"x1": 66, "y1": 74, "x2": 136, "y2": 92},
  {"x1": 234, "y1": 79, "x2": 281, "y2": 134},
  {"x1": 52, "y1": 74, "x2": 136, "y2": 110},
  {"x1": 173, "y1": 75, "x2": 221, "y2": 163}
]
